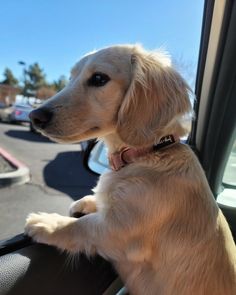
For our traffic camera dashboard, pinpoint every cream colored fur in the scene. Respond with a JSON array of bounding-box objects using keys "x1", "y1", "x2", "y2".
[{"x1": 25, "y1": 45, "x2": 236, "y2": 295}]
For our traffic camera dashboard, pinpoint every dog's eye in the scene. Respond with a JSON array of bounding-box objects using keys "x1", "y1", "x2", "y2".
[{"x1": 88, "y1": 73, "x2": 110, "y2": 87}]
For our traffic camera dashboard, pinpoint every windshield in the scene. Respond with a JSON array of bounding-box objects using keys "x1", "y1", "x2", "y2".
[{"x1": 0, "y1": 0, "x2": 204, "y2": 240}]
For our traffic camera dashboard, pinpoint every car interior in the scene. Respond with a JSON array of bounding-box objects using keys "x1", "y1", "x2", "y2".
[{"x1": 0, "y1": 0, "x2": 235, "y2": 294}]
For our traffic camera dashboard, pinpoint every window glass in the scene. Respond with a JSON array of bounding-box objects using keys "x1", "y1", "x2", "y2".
[
  {"x1": 223, "y1": 139, "x2": 236, "y2": 187},
  {"x1": 217, "y1": 138, "x2": 236, "y2": 208}
]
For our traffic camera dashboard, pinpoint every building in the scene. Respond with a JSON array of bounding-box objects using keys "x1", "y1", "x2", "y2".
[{"x1": 0, "y1": 84, "x2": 21, "y2": 106}]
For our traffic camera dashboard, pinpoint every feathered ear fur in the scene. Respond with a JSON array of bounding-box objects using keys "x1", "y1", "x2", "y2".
[{"x1": 117, "y1": 46, "x2": 192, "y2": 147}]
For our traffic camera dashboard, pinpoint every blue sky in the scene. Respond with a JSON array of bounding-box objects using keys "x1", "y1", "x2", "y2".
[{"x1": 0, "y1": 0, "x2": 204, "y2": 86}]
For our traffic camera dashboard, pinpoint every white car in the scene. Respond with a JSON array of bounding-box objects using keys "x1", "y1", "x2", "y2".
[{"x1": 11, "y1": 104, "x2": 33, "y2": 123}]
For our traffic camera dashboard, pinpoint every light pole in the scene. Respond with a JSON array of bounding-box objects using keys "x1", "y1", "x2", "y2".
[{"x1": 18, "y1": 61, "x2": 26, "y2": 101}]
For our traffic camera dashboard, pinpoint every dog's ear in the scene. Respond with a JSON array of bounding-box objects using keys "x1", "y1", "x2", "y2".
[{"x1": 117, "y1": 48, "x2": 191, "y2": 147}]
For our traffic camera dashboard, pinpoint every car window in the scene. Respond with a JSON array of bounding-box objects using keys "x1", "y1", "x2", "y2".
[
  {"x1": 223, "y1": 138, "x2": 236, "y2": 187},
  {"x1": 0, "y1": 1, "x2": 204, "y2": 241},
  {"x1": 217, "y1": 137, "x2": 236, "y2": 208}
]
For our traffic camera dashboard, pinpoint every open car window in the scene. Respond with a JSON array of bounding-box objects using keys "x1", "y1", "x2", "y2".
[{"x1": 0, "y1": 0, "x2": 204, "y2": 241}]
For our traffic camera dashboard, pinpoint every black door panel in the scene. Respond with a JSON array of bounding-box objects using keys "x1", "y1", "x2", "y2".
[{"x1": 0, "y1": 243, "x2": 117, "y2": 295}]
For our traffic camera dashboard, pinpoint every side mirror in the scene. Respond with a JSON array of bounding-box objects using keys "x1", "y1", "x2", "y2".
[{"x1": 83, "y1": 140, "x2": 110, "y2": 175}]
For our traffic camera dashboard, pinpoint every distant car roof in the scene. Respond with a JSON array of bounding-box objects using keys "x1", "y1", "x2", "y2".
[{"x1": 13, "y1": 104, "x2": 32, "y2": 108}]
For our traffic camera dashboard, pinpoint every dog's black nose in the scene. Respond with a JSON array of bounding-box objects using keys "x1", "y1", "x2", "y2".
[{"x1": 29, "y1": 107, "x2": 53, "y2": 129}]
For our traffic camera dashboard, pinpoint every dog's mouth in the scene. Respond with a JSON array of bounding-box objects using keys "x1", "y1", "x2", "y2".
[{"x1": 39, "y1": 126, "x2": 100, "y2": 143}]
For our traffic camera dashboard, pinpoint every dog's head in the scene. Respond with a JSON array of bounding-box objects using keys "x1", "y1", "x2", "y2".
[{"x1": 30, "y1": 45, "x2": 191, "y2": 146}]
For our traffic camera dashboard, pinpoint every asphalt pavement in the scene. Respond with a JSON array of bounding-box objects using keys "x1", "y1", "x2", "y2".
[{"x1": 0, "y1": 123, "x2": 97, "y2": 240}]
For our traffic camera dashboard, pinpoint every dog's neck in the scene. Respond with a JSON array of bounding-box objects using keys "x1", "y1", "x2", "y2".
[
  {"x1": 103, "y1": 133, "x2": 127, "y2": 154},
  {"x1": 102, "y1": 117, "x2": 188, "y2": 155},
  {"x1": 103, "y1": 133, "x2": 178, "y2": 171}
]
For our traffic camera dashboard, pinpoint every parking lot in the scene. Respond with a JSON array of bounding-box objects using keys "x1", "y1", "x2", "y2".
[{"x1": 0, "y1": 122, "x2": 97, "y2": 240}]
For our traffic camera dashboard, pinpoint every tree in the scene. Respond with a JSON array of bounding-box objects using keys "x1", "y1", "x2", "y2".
[
  {"x1": 22, "y1": 63, "x2": 47, "y2": 97},
  {"x1": 36, "y1": 75, "x2": 68, "y2": 100},
  {"x1": 1, "y1": 68, "x2": 19, "y2": 87},
  {"x1": 36, "y1": 86, "x2": 56, "y2": 100},
  {"x1": 53, "y1": 75, "x2": 68, "y2": 92}
]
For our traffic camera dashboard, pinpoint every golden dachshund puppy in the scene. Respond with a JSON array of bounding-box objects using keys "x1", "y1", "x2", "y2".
[{"x1": 25, "y1": 45, "x2": 236, "y2": 295}]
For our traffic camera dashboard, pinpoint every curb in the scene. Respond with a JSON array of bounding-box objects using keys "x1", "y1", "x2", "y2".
[{"x1": 0, "y1": 147, "x2": 30, "y2": 187}]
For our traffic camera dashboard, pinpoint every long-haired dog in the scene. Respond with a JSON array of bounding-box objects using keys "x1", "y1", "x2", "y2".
[{"x1": 25, "y1": 45, "x2": 236, "y2": 294}]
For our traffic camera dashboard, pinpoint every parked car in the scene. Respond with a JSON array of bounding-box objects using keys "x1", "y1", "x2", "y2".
[
  {"x1": 0, "y1": 105, "x2": 13, "y2": 123},
  {"x1": 11, "y1": 104, "x2": 33, "y2": 123}
]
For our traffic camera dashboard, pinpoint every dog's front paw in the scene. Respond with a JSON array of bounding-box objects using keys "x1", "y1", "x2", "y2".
[
  {"x1": 25, "y1": 212, "x2": 75, "y2": 246},
  {"x1": 69, "y1": 195, "x2": 97, "y2": 217}
]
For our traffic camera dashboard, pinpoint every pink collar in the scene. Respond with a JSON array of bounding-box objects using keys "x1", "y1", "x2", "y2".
[{"x1": 108, "y1": 135, "x2": 177, "y2": 171}]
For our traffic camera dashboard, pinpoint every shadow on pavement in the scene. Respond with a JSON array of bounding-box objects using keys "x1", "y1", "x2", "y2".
[
  {"x1": 43, "y1": 151, "x2": 98, "y2": 199},
  {"x1": 5, "y1": 129, "x2": 54, "y2": 143}
]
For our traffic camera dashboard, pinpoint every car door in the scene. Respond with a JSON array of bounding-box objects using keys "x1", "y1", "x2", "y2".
[
  {"x1": 0, "y1": 0, "x2": 235, "y2": 294},
  {"x1": 190, "y1": 0, "x2": 236, "y2": 239}
]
